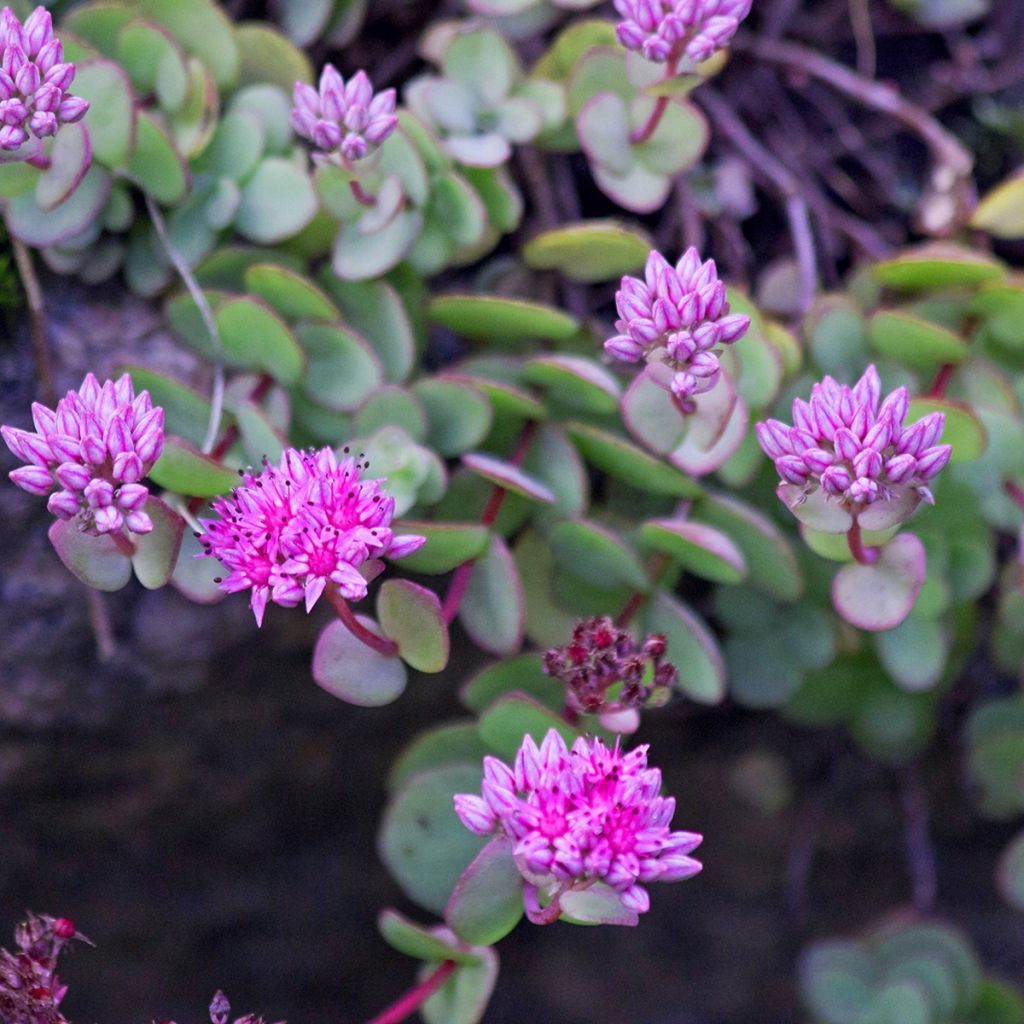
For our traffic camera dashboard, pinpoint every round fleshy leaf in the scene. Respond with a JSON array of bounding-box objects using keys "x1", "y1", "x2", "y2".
[
  {"x1": 777, "y1": 483, "x2": 854, "y2": 533},
  {"x1": 429, "y1": 295, "x2": 579, "y2": 342},
  {"x1": 808, "y1": 295, "x2": 871, "y2": 379},
  {"x1": 549, "y1": 518, "x2": 648, "y2": 589},
  {"x1": 130, "y1": 496, "x2": 185, "y2": 589},
  {"x1": 125, "y1": 111, "x2": 189, "y2": 204},
  {"x1": 193, "y1": 110, "x2": 264, "y2": 181},
  {"x1": 559, "y1": 884, "x2": 639, "y2": 927},
  {"x1": 971, "y1": 173, "x2": 1024, "y2": 239},
  {"x1": 0, "y1": 161, "x2": 38, "y2": 198},
  {"x1": 875, "y1": 616, "x2": 949, "y2": 692},
  {"x1": 832, "y1": 532, "x2": 927, "y2": 632},
  {"x1": 856, "y1": 487, "x2": 924, "y2": 532},
  {"x1": 873, "y1": 243, "x2": 1006, "y2": 291},
  {"x1": 295, "y1": 322, "x2": 381, "y2": 411},
  {"x1": 460, "y1": 654, "x2": 562, "y2": 714},
  {"x1": 642, "y1": 593, "x2": 725, "y2": 704},
  {"x1": 332, "y1": 209, "x2": 423, "y2": 281},
  {"x1": 800, "y1": 942, "x2": 876, "y2": 1023},
  {"x1": 621, "y1": 369, "x2": 688, "y2": 455},
  {"x1": 997, "y1": 831, "x2": 1024, "y2": 911},
  {"x1": 35, "y1": 122, "x2": 91, "y2": 211},
  {"x1": 117, "y1": 19, "x2": 188, "y2": 106},
  {"x1": 313, "y1": 616, "x2": 407, "y2": 707},
  {"x1": 378, "y1": 910, "x2": 482, "y2": 967},
  {"x1": 446, "y1": 837, "x2": 524, "y2": 946},
  {"x1": 120, "y1": 366, "x2": 213, "y2": 450},
  {"x1": 576, "y1": 91, "x2": 633, "y2": 177},
  {"x1": 459, "y1": 535, "x2": 525, "y2": 657},
  {"x1": 6, "y1": 165, "x2": 111, "y2": 246},
  {"x1": 869, "y1": 310, "x2": 967, "y2": 368},
  {"x1": 513, "y1": 529, "x2": 579, "y2": 649},
  {"x1": 905, "y1": 397, "x2": 986, "y2": 463},
  {"x1": 522, "y1": 219, "x2": 651, "y2": 282},
  {"x1": 236, "y1": 158, "x2": 317, "y2": 244},
  {"x1": 447, "y1": 373, "x2": 547, "y2": 421},
  {"x1": 244, "y1": 264, "x2": 338, "y2": 322},
  {"x1": 640, "y1": 519, "x2": 746, "y2": 584},
  {"x1": 522, "y1": 355, "x2": 621, "y2": 414},
  {"x1": 592, "y1": 155, "x2": 672, "y2": 214},
  {"x1": 389, "y1": 722, "x2": 490, "y2": 793},
  {"x1": 419, "y1": 936, "x2": 498, "y2": 1024},
  {"x1": 233, "y1": 398, "x2": 285, "y2": 464},
  {"x1": 73, "y1": 58, "x2": 137, "y2": 166},
  {"x1": 149, "y1": 436, "x2": 238, "y2": 497},
  {"x1": 170, "y1": 529, "x2": 225, "y2": 604},
  {"x1": 478, "y1": 693, "x2": 579, "y2": 761},
  {"x1": 235, "y1": 21, "x2": 313, "y2": 92},
  {"x1": 379, "y1": 763, "x2": 488, "y2": 914},
  {"x1": 138, "y1": 0, "x2": 240, "y2": 88},
  {"x1": 800, "y1": 523, "x2": 898, "y2": 562},
  {"x1": 522, "y1": 423, "x2": 589, "y2": 519},
  {"x1": 353, "y1": 387, "x2": 426, "y2": 442},
  {"x1": 462, "y1": 453, "x2": 556, "y2": 505},
  {"x1": 377, "y1": 579, "x2": 450, "y2": 674},
  {"x1": 696, "y1": 492, "x2": 803, "y2": 600},
  {"x1": 390, "y1": 520, "x2": 489, "y2": 575},
  {"x1": 218, "y1": 298, "x2": 306, "y2": 385},
  {"x1": 670, "y1": 384, "x2": 749, "y2": 477},
  {"x1": 565, "y1": 421, "x2": 701, "y2": 497},
  {"x1": 634, "y1": 96, "x2": 709, "y2": 175},
  {"x1": 48, "y1": 520, "x2": 132, "y2": 592},
  {"x1": 414, "y1": 379, "x2": 493, "y2": 456}
]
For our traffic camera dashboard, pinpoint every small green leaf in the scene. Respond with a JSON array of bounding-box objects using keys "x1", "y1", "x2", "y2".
[
  {"x1": 414, "y1": 379, "x2": 493, "y2": 456},
  {"x1": 236, "y1": 158, "x2": 318, "y2": 244},
  {"x1": 640, "y1": 519, "x2": 747, "y2": 584},
  {"x1": 120, "y1": 366, "x2": 213, "y2": 449},
  {"x1": 6, "y1": 165, "x2": 111, "y2": 246},
  {"x1": 642, "y1": 593, "x2": 725, "y2": 704},
  {"x1": 971, "y1": 172, "x2": 1024, "y2": 239},
  {"x1": 234, "y1": 21, "x2": 314, "y2": 92},
  {"x1": 523, "y1": 219, "x2": 651, "y2": 282},
  {"x1": 559, "y1": 884, "x2": 639, "y2": 927},
  {"x1": 906, "y1": 397, "x2": 987, "y2": 462},
  {"x1": 312, "y1": 617, "x2": 408, "y2": 707},
  {"x1": 389, "y1": 722, "x2": 491, "y2": 793},
  {"x1": 125, "y1": 111, "x2": 189, "y2": 204},
  {"x1": 149, "y1": 436, "x2": 238, "y2": 497},
  {"x1": 869, "y1": 310, "x2": 968, "y2": 368},
  {"x1": 874, "y1": 615, "x2": 949, "y2": 691},
  {"x1": 832, "y1": 532, "x2": 927, "y2": 632},
  {"x1": 48, "y1": 519, "x2": 132, "y2": 592},
  {"x1": 549, "y1": 518, "x2": 648, "y2": 589},
  {"x1": 420, "y1": 939, "x2": 499, "y2": 1024},
  {"x1": 138, "y1": 0, "x2": 240, "y2": 88},
  {"x1": 293, "y1": 321, "x2": 382, "y2": 411},
  {"x1": 217, "y1": 297, "x2": 306, "y2": 385},
  {"x1": 446, "y1": 837, "x2": 524, "y2": 946},
  {"x1": 390, "y1": 521, "x2": 489, "y2": 575},
  {"x1": 522, "y1": 355, "x2": 621, "y2": 414},
  {"x1": 478, "y1": 693, "x2": 578, "y2": 760},
  {"x1": 460, "y1": 654, "x2": 562, "y2": 714},
  {"x1": 377, "y1": 579, "x2": 450, "y2": 674},
  {"x1": 873, "y1": 243, "x2": 1006, "y2": 291},
  {"x1": 429, "y1": 294, "x2": 579, "y2": 342},
  {"x1": 243, "y1": 263, "x2": 339, "y2": 322},
  {"x1": 997, "y1": 831, "x2": 1024, "y2": 911},
  {"x1": 460, "y1": 536, "x2": 524, "y2": 657},
  {"x1": 462, "y1": 452, "x2": 556, "y2": 505},
  {"x1": 192, "y1": 110, "x2": 264, "y2": 180},
  {"x1": 35, "y1": 122, "x2": 91, "y2": 211},
  {"x1": 378, "y1": 910, "x2": 482, "y2": 967},
  {"x1": 130, "y1": 496, "x2": 185, "y2": 589}
]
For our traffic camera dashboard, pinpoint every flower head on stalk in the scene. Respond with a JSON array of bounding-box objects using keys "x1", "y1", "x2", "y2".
[
  {"x1": 614, "y1": 0, "x2": 753, "y2": 65},
  {"x1": 2, "y1": 373, "x2": 164, "y2": 536},
  {"x1": 543, "y1": 616, "x2": 676, "y2": 732},
  {"x1": 198, "y1": 446, "x2": 424, "y2": 627},
  {"x1": 606, "y1": 248, "x2": 750, "y2": 406},
  {"x1": 455, "y1": 729, "x2": 702, "y2": 922},
  {"x1": 756, "y1": 364, "x2": 952, "y2": 527},
  {"x1": 291, "y1": 65, "x2": 397, "y2": 167},
  {"x1": 0, "y1": 913, "x2": 85, "y2": 1024},
  {"x1": 0, "y1": 5, "x2": 89, "y2": 154}
]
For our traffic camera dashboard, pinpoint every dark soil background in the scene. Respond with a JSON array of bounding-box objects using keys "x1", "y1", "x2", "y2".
[{"x1": 4, "y1": 0, "x2": 1024, "y2": 1019}]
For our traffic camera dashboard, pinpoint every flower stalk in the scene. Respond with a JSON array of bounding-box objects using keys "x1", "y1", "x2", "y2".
[
  {"x1": 366, "y1": 960, "x2": 457, "y2": 1024},
  {"x1": 326, "y1": 584, "x2": 398, "y2": 658}
]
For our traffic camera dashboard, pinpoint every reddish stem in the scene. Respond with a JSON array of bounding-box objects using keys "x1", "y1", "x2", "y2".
[
  {"x1": 326, "y1": 585, "x2": 398, "y2": 658},
  {"x1": 112, "y1": 533, "x2": 137, "y2": 557},
  {"x1": 846, "y1": 519, "x2": 879, "y2": 565},
  {"x1": 926, "y1": 363, "x2": 954, "y2": 399},
  {"x1": 350, "y1": 180, "x2": 377, "y2": 207},
  {"x1": 629, "y1": 53, "x2": 682, "y2": 145},
  {"x1": 441, "y1": 420, "x2": 539, "y2": 625},
  {"x1": 1004, "y1": 480, "x2": 1024, "y2": 512},
  {"x1": 366, "y1": 960, "x2": 457, "y2": 1024},
  {"x1": 615, "y1": 553, "x2": 669, "y2": 628}
]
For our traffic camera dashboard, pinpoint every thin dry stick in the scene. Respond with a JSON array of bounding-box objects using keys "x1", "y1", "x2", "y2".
[
  {"x1": 847, "y1": 0, "x2": 876, "y2": 79},
  {"x1": 144, "y1": 195, "x2": 225, "y2": 454},
  {"x1": 85, "y1": 588, "x2": 117, "y2": 663},
  {"x1": 699, "y1": 88, "x2": 819, "y2": 317},
  {"x1": 897, "y1": 762, "x2": 937, "y2": 913},
  {"x1": 10, "y1": 234, "x2": 55, "y2": 404},
  {"x1": 734, "y1": 35, "x2": 974, "y2": 181}
]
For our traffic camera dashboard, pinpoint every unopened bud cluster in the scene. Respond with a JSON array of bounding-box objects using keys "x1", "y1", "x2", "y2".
[
  {"x1": 0, "y1": 913, "x2": 81, "y2": 1024},
  {"x1": 606, "y1": 249, "x2": 750, "y2": 404},
  {"x1": 0, "y1": 6, "x2": 88, "y2": 152},
  {"x1": 543, "y1": 616, "x2": 676, "y2": 717},
  {"x1": 292, "y1": 66, "x2": 397, "y2": 165},
  {"x1": 614, "y1": 0, "x2": 753, "y2": 65},
  {"x1": 1, "y1": 373, "x2": 164, "y2": 536}
]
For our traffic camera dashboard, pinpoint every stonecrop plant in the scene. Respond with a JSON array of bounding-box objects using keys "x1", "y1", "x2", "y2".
[{"x1": 1, "y1": 0, "x2": 1024, "y2": 1020}]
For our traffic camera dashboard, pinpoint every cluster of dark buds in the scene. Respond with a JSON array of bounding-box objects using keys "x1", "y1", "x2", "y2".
[
  {"x1": 543, "y1": 616, "x2": 677, "y2": 730},
  {"x1": 156, "y1": 990, "x2": 284, "y2": 1024},
  {"x1": 0, "y1": 913, "x2": 85, "y2": 1024}
]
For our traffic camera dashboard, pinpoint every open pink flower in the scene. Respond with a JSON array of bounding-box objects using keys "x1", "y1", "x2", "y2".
[
  {"x1": 0, "y1": 5, "x2": 88, "y2": 154},
  {"x1": 756, "y1": 364, "x2": 952, "y2": 528},
  {"x1": 198, "y1": 446, "x2": 424, "y2": 626},
  {"x1": 614, "y1": 0, "x2": 752, "y2": 65},
  {"x1": 606, "y1": 248, "x2": 750, "y2": 405},
  {"x1": 291, "y1": 66, "x2": 397, "y2": 166},
  {"x1": 2, "y1": 373, "x2": 163, "y2": 536},
  {"x1": 455, "y1": 729, "x2": 702, "y2": 920}
]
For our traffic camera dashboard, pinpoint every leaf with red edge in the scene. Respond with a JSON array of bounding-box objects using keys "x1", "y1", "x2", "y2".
[
  {"x1": 621, "y1": 369, "x2": 687, "y2": 455},
  {"x1": 446, "y1": 837, "x2": 524, "y2": 946},
  {"x1": 48, "y1": 520, "x2": 132, "y2": 592},
  {"x1": 559, "y1": 883, "x2": 639, "y2": 927},
  {"x1": 459, "y1": 535, "x2": 525, "y2": 656},
  {"x1": 670, "y1": 378, "x2": 748, "y2": 476},
  {"x1": 312, "y1": 616, "x2": 407, "y2": 706},
  {"x1": 832, "y1": 532, "x2": 927, "y2": 632},
  {"x1": 640, "y1": 518, "x2": 747, "y2": 584},
  {"x1": 377, "y1": 579, "x2": 450, "y2": 673},
  {"x1": 131, "y1": 496, "x2": 185, "y2": 589},
  {"x1": 35, "y1": 122, "x2": 92, "y2": 211},
  {"x1": 462, "y1": 452, "x2": 556, "y2": 505}
]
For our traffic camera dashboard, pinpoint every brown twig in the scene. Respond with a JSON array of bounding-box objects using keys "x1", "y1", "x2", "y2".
[{"x1": 10, "y1": 235, "x2": 55, "y2": 405}]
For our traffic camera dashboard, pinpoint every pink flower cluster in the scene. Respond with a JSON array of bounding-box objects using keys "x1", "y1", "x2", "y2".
[
  {"x1": 606, "y1": 248, "x2": 750, "y2": 403},
  {"x1": 292, "y1": 66, "x2": 397, "y2": 165},
  {"x1": 455, "y1": 729, "x2": 702, "y2": 918},
  {"x1": 614, "y1": 0, "x2": 752, "y2": 64},
  {"x1": 198, "y1": 447, "x2": 424, "y2": 626},
  {"x1": 2, "y1": 373, "x2": 164, "y2": 536},
  {"x1": 756, "y1": 364, "x2": 951, "y2": 513},
  {"x1": 0, "y1": 913, "x2": 81, "y2": 1024},
  {"x1": 0, "y1": 6, "x2": 88, "y2": 153}
]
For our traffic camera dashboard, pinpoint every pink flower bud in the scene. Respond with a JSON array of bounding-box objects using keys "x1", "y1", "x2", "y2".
[
  {"x1": 56, "y1": 93, "x2": 87, "y2": 122},
  {"x1": 10, "y1": 464, "x2": 53, "y2": 495},
  {"x1": 55, "y1": 461, "x2": 91, "y2": 491},
  {"x1": 47, "y1": 489, "x2": 80, "y2": 518},
  {"x1": 23, "y1": 7, "x2": 52, "y2": 57},
  {"x1": 93, "y1": 505, "x2": 123, "y2": 533}
]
